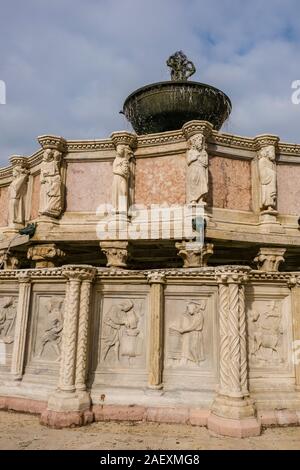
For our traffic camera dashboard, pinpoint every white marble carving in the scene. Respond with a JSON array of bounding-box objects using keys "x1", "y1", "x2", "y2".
[
  {"x1": 39, "y1": 149, "x2": 63, "y2": 218},
  {"x1": 257, "y1": 145, "x2": 277, "y2": 212},
  {"x1": 168, "y1": 300, "x2": 206, "y2": 367},
  {"x1": 37, "y1": 298, "x2": 64, "y2": 360},
  {"x1": 249, "y1": 300, "x2": 284, "y2": 364},
  {"x1": 101, "y1": 299, "x2": 143, "y2": 365},
  {"x1": 0, "y1": 297, "x2": 17, "y2": 344},
  {"x1": 8, "y1": 158, "x2": 29, "y2": 226},
  {"x1": 112, "y1": 145, "x2": 134, "y2": 214},
  {"x1": 186, "y1": 134, "x2": 208, "y2": 205}
]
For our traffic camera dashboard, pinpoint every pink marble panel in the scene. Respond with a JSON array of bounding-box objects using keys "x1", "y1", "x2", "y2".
[
  {"x1": 135, "y1": 155, "x2": 186, "y2": 206},
  {"x1": 209, "y1": 156, "x2": 252, "y2": 211},
  {"x1": 277, "y1": 164, "x2": 300, "y2": 215},
  {"x1": 30, "y1": 174, "x2": 40, "y2": 220},
  {"x1": 0, "y1": 186, "x2": 9, "y2": 227},
  {"x1": 66, "y1": 161, "x2": 113, "y2": 212}
]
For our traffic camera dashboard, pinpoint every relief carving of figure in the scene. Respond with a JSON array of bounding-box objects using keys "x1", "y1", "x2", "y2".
[
  {"x1": 186, "y1": 134, "x2": 208, "y2": 205},
  {"x1": 0, "y1": 297, "x2": 17, "y2": 344},
  {"x1": 8, "y1": 163, "x2": 29, "y2": 225},
  {"x1": 249, "y1": 300, "x2": 284, "y2": 363},
  {"x1": 39, "y1": 149, "x2": 63, "y2": 218},
  {"x1": 38, "y1": 298, "x2": 64, "y2": 359},
  {"x1": 168, "y1": 300, "x2": 206, "y2": 367},
  {"x1": 257, "y1": 145, "x2": 277, "y2": 211},
  {"x1": 112, "y1": 144, "x2": 134, "y2": 214},
  {"x1": 101, "y1": 299, "x2": 142, "y2": 365}
]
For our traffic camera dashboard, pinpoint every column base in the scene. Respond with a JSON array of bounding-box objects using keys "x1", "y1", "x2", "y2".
[
  {"x1": 207, "y1": 413, "x2": 261, "y2": 438},
  {"x1": 208, "y1": 394, "x2": 261, "y2": 437},
  {"x1": 40, "y1": 390, "x2": 93, "y2": 428}
]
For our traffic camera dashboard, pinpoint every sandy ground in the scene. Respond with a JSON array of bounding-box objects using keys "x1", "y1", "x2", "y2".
[{"x1": 0, "y1": 410, "x2": 300, "y2": 450}]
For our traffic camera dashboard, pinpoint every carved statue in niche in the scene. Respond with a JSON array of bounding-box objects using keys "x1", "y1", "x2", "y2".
[
  {"x1": 101, "y1": 299, "x2": 143, "y2": 365},
  {"x1": 186, "y1": 134, "x2": 208, "y2": 205},
  {"x1": 8, "y1": 161, "x2": 29, "y2": 226},
  {"x1": 112, "y1": 144, "x2": 134, "y2": 214},
  {"x1": 0, "y1": 297, "x2": 17, "y2": 344},
  {"x1": 249, "y1": 300, "x2": 284, "y2": 363},
  {"x1": 168, "y1": 300, "x2": 206, "y2": 367},
  {"x1": 38, "y1": 298, "x2": 64, "y2": 359},
  {"x1": 39, "y1": 149, "x2": 63, "y2": 218},
  {"x1": 257, "y1": 145, "x2": 277, "y2": 212}
]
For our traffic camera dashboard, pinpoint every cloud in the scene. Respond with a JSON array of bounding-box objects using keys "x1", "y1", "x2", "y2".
[{"x1": 1, "y1": 0, "x2": 300, "y2": 165}]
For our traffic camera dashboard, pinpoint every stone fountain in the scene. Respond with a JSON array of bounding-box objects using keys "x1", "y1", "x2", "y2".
[{"x1": 123, "y1": 51, "x2": 231, "y2": 134}]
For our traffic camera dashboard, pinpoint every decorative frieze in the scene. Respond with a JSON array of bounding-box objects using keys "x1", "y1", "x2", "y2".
[{"x1": 254, "y1": 247, "x2": 286, "y2": 272}]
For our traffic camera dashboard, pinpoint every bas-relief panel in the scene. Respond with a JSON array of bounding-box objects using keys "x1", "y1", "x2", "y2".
[
  {"x1": 65, "y1": 161, "x2": 113, "y2": 212},
  {"x1": 277, "y1": 164, "x2": 300, "y2": 215},
  {"x1": 0, "y1": 186, "x2": 9, "y2": 227},
  {"x1": 135, "y1": 155, "x2": 186, "y2": 206},
  {"x1": 0, "y1": 295, "x2": 18, "y2": 369},
  {"x1": 246, "y1": 286, "x2": 293, "y2": 376},
  {"x1": 25, "y1": 293, "x2": 64, "y2": 377},
  {"x1": 208, "y1": 155, "x2": 252, "y2": 211},
  {"x1": 98, "y1": 296, "x2": 146, "y2": 371},
  {"x1": 164, "y1": 287, "x2": 218, "y2": 389}
]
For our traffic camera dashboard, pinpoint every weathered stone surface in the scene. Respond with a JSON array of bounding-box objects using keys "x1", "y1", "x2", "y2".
[{"x1": 209, "y1": 156, "x2": 252, "y2": 210}]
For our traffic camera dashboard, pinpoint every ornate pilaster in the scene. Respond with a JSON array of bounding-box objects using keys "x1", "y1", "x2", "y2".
[
  {"x1": 207, "y1": 266, "x2": 261, "y2": 437},
  {"x1": 27, "y1": 243, "x2": 66, "y2": 268},
  {"x1": 41, "y1": 265, "x2": 96, "y2": 428},
  {"x1": 176, "y1": 241, "x2": 213, "y2": 268},
  {"x1": 75, "y1": 270, "x2": 96, "y2": 391},
  {"x1": 10, "y1": 273, "x2": 32, "y2": 380},
  {"x1": 288, "y1": 276, "x2": 300, "y2": 390},
  {"x1": 147, "y1": 272, "x2": 166, "y2": 390},
  {"x1": 254, "y1": 247, "x2": 286, "y2": 272},
  {"x1": 100, "y1": 241, "x2": 130, "y2": 268}
]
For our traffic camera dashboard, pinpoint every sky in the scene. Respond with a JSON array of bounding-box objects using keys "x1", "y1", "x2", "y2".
[{"x1": 1, "y1": 0, "x2": 300, "y2": 166}]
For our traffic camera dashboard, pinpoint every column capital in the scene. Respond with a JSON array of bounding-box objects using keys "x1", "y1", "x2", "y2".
[
  {"x1": 147, "y1": 271, "x2": 166, "y2": 284},
  {"x1": 254, "y1": 247, "x2": 286, "y2": 272},
  {"x1": 100, "y1": 241, "x2": 130, "y2": 268},
  {"x1": 37, "y1": 135, "x2": 67, "y2": 153},
  {"x1": 62, "y1": 264, "x2": 96, "y2": 282},
  {"x1": 288, "y1": 275, "x2": 300, "y2": 289},
  {"x1": 17, "y1": 271, "x2": 31, "y2": 283},
  {"x1": 215, "y1": 266, "x2": 251, "y2": 284},
  {"x1": 182, "y1": 120, "x2": 214, "y2": 140},
  {"x1": 27, "y1": 243, "x2": 66, "y2": 268},
  {"x1": 254, "y1": 134, "x2": 280, "y2": 151},
  {"x1": 110, "y1": 131, "x2": 137, "y2": 150}
]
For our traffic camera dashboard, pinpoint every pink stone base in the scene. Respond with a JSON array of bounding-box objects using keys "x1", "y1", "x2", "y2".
[
  {"x1": 0, "y1": 396, "x2": 300, "y2": 434},
  {"x1": 259, "y1": 409, "x2": 298, "y2": 427},
  {"x1": 40, "y1": 409, "x2": 94, "y2": 429},
  {"x1": 0, "y1": 396, "x2": 47, "y2": 414},
  {"x1": 207, "y1": 413, "x2": 261, "y2": 438}
]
